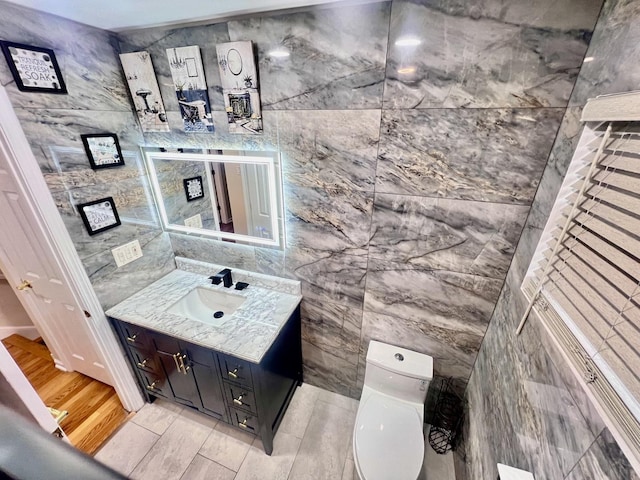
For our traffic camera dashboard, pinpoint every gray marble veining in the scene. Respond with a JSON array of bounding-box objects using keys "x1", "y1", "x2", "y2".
[
  {"x1": 85, "y1": 232, "x2": 176, "y2": 310},
  {"x1": 301, "y1": 297, "x2": 362, "y2": 367},
  {"x1": 14, "y1": 108, "x2": 144, "y2": 174},
  {"x1": 565, "y1": 429, "x2": 640, "y2": 480},
  {"x1": 383, "y1": 0, "x2": 599, "y2": 109},
  {"x1": 227, "y1": 2, "x2": 390, "y2": 110},
  {"x1": 369, "y1": 194, "x2": 529, "y2": 279},
  {"x1": 285, "y1": 185, "x2": 373, "y2": 254},
  {"x1": 286, "y1": 247, "x2": 368, "y2": 310},
  {"x1": 458, "y1": 4, "x2": 640, "y2": 467},
  {"x1": 277, "y1": 110, "x2": 381, "y2": 192},
  {"x1": 300, "y1": 340, "x2": 358, "y2": 397},
  {"x1": 364, "y1": 258, "x2": 502, "y2": 336},
  {"x1": 375, "y1": 108, "x2": 564, "y2": 203},
  {"x1": 570, "y1": 0, "x2": 640, "y2": 107},
  {"x1": 0, "y1": 2, "x2": 130, "y2": 112},
  {"x1": 106, "y1": 262, "x2": 302, "y2": 362},
  {"x1": 169, "y1": 233, "x2": 257, "y2": 272}
]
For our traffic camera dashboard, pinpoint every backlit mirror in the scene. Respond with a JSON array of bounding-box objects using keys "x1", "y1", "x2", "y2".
[{"x1": 143, "y1": 147, "x2": 284, "y2": 248}]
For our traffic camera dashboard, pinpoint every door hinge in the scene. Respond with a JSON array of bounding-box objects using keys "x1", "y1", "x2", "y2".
[{"x1": 52, "y1": 427, "x2": 64, "y2": 438}]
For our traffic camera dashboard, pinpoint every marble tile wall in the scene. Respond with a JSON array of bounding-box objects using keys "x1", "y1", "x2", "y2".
[
  {"x1": 0, "y1": 1, "x2": 175, "y2": 310},
  {"x1": 463, "y1": 0, "x2": 640, "y2": 479},
  {"x1": 117, "y1": 0, "x2": 602, "y2": 400}
]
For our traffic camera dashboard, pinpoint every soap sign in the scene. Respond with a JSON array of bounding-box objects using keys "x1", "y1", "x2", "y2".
[{"x1": 0, "y1": 41, "x2": 67, "y2": 94}]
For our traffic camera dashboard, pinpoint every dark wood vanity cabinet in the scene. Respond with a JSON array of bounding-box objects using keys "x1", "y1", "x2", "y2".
[{"x1": 110, "y1": 306, "x2": 302, "y2": 455}]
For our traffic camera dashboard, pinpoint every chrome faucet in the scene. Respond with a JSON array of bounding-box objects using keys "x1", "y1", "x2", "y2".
[{"x1": 209, "y1": 268, "x2": 232, "y2": 288}]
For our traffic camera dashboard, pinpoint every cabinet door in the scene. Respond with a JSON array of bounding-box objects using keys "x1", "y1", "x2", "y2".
[
  {"x1": 152, "y1": 334, "x2": 200, "y2": 409},
  {"x1": 185, "y1": 344, "x2": 227, "y2": 420}
]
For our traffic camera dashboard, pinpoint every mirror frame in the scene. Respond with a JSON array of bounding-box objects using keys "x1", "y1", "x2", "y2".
[{"x1": 144, "y1": 148, "x2": 284, "y2": 248}]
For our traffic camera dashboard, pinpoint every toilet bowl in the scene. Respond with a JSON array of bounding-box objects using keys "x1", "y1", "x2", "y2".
[{"x1": 353, "y1": 341, "x2": 433, "y2": 480}]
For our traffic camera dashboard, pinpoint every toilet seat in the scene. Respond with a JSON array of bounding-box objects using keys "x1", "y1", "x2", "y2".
[{"x1": 353, "y1": 392, "x2": 424, "y2": 480}]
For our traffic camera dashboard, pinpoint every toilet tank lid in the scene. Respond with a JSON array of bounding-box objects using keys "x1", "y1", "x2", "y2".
[{"x1": 367, "y1": 341, "x2": 433, "y2": 380}]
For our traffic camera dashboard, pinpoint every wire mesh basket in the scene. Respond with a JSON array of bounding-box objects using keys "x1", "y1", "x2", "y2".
[{"x1": 428, "y1": 377, "x2": 463, "y2": 454}]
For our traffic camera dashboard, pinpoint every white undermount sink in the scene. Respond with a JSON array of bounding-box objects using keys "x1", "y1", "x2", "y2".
[{"x1": 167, "y1": 287, "x2": 246, "y2": 326}]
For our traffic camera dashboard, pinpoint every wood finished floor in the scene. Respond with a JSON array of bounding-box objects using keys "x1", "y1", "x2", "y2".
[{"x1": 2, "y1": 334, "x2": 127, "y2": 455}]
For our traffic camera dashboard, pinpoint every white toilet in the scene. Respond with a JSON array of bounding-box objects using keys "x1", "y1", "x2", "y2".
[{"x1": 353, "y1": 340, "x2": 433, "y2": 480}]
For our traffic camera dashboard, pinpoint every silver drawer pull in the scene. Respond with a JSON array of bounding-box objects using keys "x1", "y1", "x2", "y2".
[
  {"x1": 233, "y1": 395, "x2": 244, "y2": 406},
  {"x1": 238, "y1": 418, "x2": 248, "y2": 428},
  {"x1": 228, "y1": 368, "x2": 239, "y2": 379},
  {"x1": 137, "y1": 358, "x2": 148, "y2": 368},
  {"x1": 126, "y1": 334, "x2": 138, "y2": 343}
]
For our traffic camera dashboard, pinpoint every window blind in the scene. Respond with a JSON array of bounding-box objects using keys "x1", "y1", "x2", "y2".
[{"x1": 521, "y1": 119, "x2": 640, "y2": 471}]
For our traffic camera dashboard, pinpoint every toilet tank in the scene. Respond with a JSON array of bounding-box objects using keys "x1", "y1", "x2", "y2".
[{"x1": 364, "y1": 341, "x2": 434, "y2": 404}]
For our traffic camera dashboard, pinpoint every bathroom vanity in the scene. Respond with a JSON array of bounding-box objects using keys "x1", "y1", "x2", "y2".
[{"x1": 106, "y1": 258, "x2": 303, "y2": 455}]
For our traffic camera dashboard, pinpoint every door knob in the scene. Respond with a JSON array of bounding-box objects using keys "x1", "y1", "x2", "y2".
[{"x1": 16, "y1": 280, "x2": 32, "y2": 291}]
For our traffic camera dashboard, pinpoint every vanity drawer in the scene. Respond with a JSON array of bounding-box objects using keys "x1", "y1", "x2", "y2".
[
  {"x1": 223, "y1": 382, "x2": 257, "y2": 415},
  {"x1": 139, "y1": 369, "x2": 168, "y2": 398},
  {"x1": 219, "y1": 354, "x2": 253, "y2": 387},
  {"x1": 119, "y1": 322, "x2": 152, "y2": 350},
  {"x1": 128, "y1": 346, "x2": 159, "y2": 374},
  {"x1": 229, "y1": 407, "x2": 259, "y2": 434}
]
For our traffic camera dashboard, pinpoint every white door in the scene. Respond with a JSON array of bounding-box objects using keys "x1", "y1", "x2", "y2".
[
  {"x1": 0, "y1": 120, "x2": 111, "y2": 386},
  {"x1": 242, "y1": 163, "x2": 273, "y2": 239}
]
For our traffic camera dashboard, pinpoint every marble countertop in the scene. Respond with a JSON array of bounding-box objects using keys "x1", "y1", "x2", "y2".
[{"x1": 106, "y1": 263, "x2": 302, "y2": 363}]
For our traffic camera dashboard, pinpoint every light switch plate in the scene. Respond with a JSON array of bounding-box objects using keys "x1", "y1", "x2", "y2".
[
  {"x1": 184, "y1": 214, "x2": 203, "y2": 229},
  {"x1": 112, "y1": 240, "x2": 143, "y2": 268}
]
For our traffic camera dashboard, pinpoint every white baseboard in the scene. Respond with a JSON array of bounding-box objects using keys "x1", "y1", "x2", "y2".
[{"x1": 0, "y1": 326, "x2": 40, "y2": 340}]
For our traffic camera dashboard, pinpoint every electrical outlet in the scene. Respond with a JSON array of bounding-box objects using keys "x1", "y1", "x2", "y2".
[
  {"x1": 184, "y1": 214, "x2": 203, "y2": 229},
  {"x1": 112, "y1": 240, "x2": 143, "y2": 268}
]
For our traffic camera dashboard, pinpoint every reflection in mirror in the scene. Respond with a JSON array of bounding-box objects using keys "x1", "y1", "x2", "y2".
[{"x1": 143, "y1": 147, "x2": 284, "y2": 248}]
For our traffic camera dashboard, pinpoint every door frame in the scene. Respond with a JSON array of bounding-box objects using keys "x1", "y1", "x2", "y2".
[
  {"x1": 0, "y1": 341, "x2": 63, "y2": 437},
  {"x1": 0, "y1": 83, "x2": 143, "y2": 412}
]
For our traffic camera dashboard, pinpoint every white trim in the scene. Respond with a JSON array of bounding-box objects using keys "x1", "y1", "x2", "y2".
[
  {"x1": 0, "y1": 84, "x2": 144, "y2": 412},
  {"x1": 0, "y1": 326, "x2": 40, "y2": 341},
  {"x1": 0, "y1": 340, "x2": 63, "y2": 437}
]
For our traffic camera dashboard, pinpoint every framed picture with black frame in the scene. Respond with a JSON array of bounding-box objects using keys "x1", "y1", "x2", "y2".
[
  {"x1": 183, "y1": 176, "x2": 204, "y2": 202},
  {"x1": 81, "y1": 133, "x2": 125, "y2": 170},
  {"x1": 77, "y1": 197, "x2": 121, "y2": 236},
  {"x1": 0, "y1": 41, "x2": 67, "y2": 94}
]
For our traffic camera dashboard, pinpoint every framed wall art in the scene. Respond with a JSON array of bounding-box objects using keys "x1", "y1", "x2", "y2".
[
  {"x1": 77, "y1": 197, "x2": 121, "y2": 236},
  {"x1": 216, "y1": 41, "x2": 263, "y2": 135},
  {"x1": 0, "y1": 41, "x2": 67, "y2": 93},
  {"x1": 81, "y1": 133, "x2": 125, "y2": 169},
  {"x1": 166, "y1": 46, "x2": 214, "y2": 133},
  {"x1": 119, "y1": 51, "x2": 170, "y2": 133},
  {"x1": 183, "y1": 176, "x2": 204, "y2": 202}
]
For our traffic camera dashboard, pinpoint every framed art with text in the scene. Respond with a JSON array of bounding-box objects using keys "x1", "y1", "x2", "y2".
[
  {"x1": 77, "y1": 197, "x2": 121, "y2": 236},
  {"x1": 81, "y1": 133, "x2": 125, "y2": 169},
  {"x1": 0, "y1": 41, "x2": 67, "y2": 93}
]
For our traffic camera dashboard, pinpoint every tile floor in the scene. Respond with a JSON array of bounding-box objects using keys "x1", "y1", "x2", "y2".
[{"x1": 95, "y1": 383, "x2": 456, "y2": 480}]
